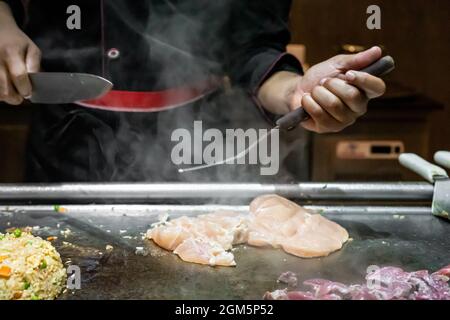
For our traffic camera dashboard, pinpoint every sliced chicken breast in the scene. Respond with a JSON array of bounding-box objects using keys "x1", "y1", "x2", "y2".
[
  {"x1": 146, "y1": 195, "x2": 349, "y2": 266},
  {"x1": 147, "y1": 211, "x2": 247, "y2": 267},
  {"x1": 248, "y1": 195, "x2": 349, "y2": 258},
  {"x1": 173, "y1": 238, "x2": 236, "y2": 267}
]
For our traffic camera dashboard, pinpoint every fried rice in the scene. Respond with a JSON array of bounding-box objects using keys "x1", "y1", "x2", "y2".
[{"x1": 0, "y1": 230, "x2": 66, "y2": 300}]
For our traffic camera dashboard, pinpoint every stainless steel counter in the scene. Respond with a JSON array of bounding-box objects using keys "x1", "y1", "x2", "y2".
[{"x1": 0, "y1": 183, "x2": 447, "y2": 300}]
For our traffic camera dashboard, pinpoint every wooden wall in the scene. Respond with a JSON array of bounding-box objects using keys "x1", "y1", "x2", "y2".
[
  {"x1": 289, "y1": 0, "x2": 450, "y2": 157},
  {"x1": 0, "y1": 107, "x2": 30, "y2": 182}
]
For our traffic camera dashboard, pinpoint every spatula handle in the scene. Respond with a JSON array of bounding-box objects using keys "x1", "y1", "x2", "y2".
[
  {"x1": 399, "y1": 153, "x2": 448, "y2": 183},
  {"x1": 434, "y1": 151, "x2": 450, "y2": 170},
  {"x1": 276, "y1": 55, "x2": 395, "y2": 131}
]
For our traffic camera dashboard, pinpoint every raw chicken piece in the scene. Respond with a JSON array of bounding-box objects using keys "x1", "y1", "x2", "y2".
[
  {"x1": 173, "y1": 238, "x2": 236, "y2": 267},
  {"x1": 147, "y1": 216, "x2": 193, "y2": 251},
  {"x1": 248, "y1": 195, "x2": 349, "y2": 258},
  {"x1": 146, "y1": 195, "x2": 349, "y2": 266},
  {"x1": 147, "y1": 211, "x2": 248, "y2": 267}
]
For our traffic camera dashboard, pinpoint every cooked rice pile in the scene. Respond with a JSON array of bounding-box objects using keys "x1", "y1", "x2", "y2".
[{"x1": 0, "y1": 230, "x2": 66, "y2": 300}]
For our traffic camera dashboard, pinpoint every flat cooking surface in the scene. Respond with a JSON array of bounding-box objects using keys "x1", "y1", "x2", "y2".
[{"x1": 1, "y1": 206, "x2": 449, "y2": 299}]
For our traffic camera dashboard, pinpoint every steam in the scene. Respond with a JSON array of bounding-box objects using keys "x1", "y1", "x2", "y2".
[{"x1": 28, "y1": 1, "x2": 310, "y2": 185}]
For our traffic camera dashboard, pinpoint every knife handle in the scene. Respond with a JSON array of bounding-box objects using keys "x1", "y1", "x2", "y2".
[
  {"x1": 276, "y1": 55, "x2": 395, "y2": 131},
  {"x1": 399, "y1": 153, "x2": 448, "y2": 183},
  {"x1": 434, "y1": 151, "x2": 450, "y2": 170}
]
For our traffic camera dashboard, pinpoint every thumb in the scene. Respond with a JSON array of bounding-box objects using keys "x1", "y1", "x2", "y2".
[{"x1": 334, "y1": 46, "x2": 382, "y2": 71}]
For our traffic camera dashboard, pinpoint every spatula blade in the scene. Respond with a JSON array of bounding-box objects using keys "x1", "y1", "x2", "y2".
[{"x1": 432, "y1": 180, "x2": 450, "y2": 220}]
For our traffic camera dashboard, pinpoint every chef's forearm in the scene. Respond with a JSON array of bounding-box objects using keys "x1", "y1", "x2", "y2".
[{"x1": 0, "y1": 1, "x2": 18, "y2": 27}]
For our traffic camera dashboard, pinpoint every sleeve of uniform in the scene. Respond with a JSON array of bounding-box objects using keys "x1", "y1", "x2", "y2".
[
  {"x1": 2, "y1": 0, "x2": 25, "y2": 25},
  {"x1": 227, "y1": 0, "x2": 303, "y2": 123},
  {"x1": 228, "y1": 0, "x2": 303, "y2": 94}
]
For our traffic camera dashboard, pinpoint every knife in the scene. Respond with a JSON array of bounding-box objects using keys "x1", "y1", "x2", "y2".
[
  {"x1": 29, "y1": 72, "x2": 113, "y2": 104},
  {"x1": 399, "y1": 153, "x2": 450, "y2": 220},
  {"x1": 275, "y1": 55, "x2": 396, "y2": 131}
]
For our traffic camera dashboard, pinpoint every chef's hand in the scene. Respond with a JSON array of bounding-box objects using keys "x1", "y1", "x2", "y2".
[
  {"x1": 0, "y1": 2, "x2": 41, "y2": 105},
  {"x1": 257, "y1": 46, "x2": 386, "y2": 133}
]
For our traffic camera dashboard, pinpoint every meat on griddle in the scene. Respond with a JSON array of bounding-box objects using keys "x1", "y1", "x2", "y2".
[
  {"x1": 264, "y1": 265, "x2": 450, "y2": 300},
  {"x1": 146, "y1": 195, "x2": 349, "y2": 267}
]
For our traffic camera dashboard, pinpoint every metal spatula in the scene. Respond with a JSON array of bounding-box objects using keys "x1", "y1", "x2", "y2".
[
  {"x1": 29, "y1": 72, "x2": 113, "y2": 104},
  {"x1": 179, "y1": 56, "x2": 396, "y2": 174},
  {"x1": 399, "y1": 152, "x2": 450, "y2": 220}
]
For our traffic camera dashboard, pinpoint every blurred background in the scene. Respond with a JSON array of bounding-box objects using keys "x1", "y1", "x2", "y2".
[
  {"x1": 288, "y1": 0, "x2": 449, "y2": 180},
  {"x1": 0, "y1": 0, "x2": 448, "y2": 182}
]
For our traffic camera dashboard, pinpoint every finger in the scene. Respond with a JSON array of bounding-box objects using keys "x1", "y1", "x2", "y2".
[
  {"x1": 334, "y1": 46, "x2": 382, "y2": 71},
  {"x1": 323, "y1": 78, "x2": 368, "y2": 115},
  {"x1": 300, "y1": 118, "x2": 318, "y2": 133},
  {"x1": 5, "y1": 78, "x2": 23, "y2": 105},
  {"x1": 345, "y1": 70, "x2": 386, "y2": 99},
  {"x1": 289, "y1": 90, "x2": 303, "y2": 112},
  {"x1": 5, "y1": 48, "x2": 32, "y2": 97},
  {"x1": 0, "y1": 64, "x2": 6, "y2": 98},
  {"x1": 25, "y1": 44, "x2": 41, "y2": 73},
  {"x1": 311, "y1": 85, "x2": 355, "y2": 124},
  {"x1": 0, "y1": 64, "x2": 23, "y2": 105},
  {"x1": 300, "y1": 93, "x2": 342, "y2": 133}
]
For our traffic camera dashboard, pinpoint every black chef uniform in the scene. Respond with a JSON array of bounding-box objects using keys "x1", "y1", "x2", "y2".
[{"x1": 5, "y1": 0, "x2": 305, "y2": 182}]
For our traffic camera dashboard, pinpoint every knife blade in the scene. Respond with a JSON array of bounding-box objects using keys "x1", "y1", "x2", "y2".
[
  {"x1": 275, "y1": 55, "x2": 396, "y2": 131},
  {"x1": 29, "y1": 72, "x2": 113, "y2": 104}
]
